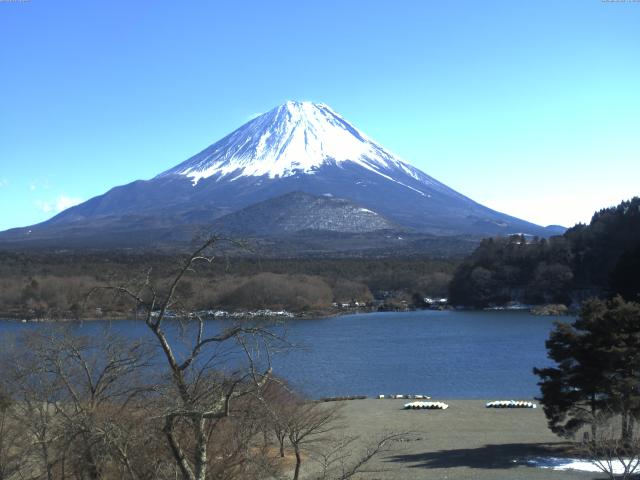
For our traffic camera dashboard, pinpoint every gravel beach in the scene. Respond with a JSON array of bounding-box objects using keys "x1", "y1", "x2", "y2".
[{"x1": 306, "y1": 399, "x2": 607, "y2": 480}]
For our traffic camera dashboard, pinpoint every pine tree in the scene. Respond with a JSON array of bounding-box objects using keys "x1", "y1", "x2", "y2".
[{"x1": 534, "y1": 296, "x2": 640, "y2": 442}]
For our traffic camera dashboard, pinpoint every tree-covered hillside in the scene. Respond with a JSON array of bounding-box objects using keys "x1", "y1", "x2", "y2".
[{"x1": 449, "y1": 197, "x2": 640, "y2": 308}]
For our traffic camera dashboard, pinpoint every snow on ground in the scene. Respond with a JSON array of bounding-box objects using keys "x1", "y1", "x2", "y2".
[{"x1": 527, "y1": 456, "x2": 639, "y2": 474}]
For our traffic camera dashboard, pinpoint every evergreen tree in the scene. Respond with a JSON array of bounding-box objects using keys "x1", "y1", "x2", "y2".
[
  {"x1": 534, "y1": 297, "x2": 640, "y2": 442},
  {"x1": 449, "y1": 197, "x2": 640, "y2": 307},
  {"x1": 611, "y1": 244, "x2": 640, "y2": 302}
]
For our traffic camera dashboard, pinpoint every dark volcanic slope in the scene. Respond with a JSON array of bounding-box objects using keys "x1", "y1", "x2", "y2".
[{"x1": 212, "y1": 191, "x2": 398, "y2": 235}]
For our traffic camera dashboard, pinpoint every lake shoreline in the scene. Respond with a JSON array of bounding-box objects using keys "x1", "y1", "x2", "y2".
[
  {"x1": 0, "y1": 302, "x2": 570, "y2": 324},
  {"x1": 0, "y1": 305, "x2": 432, "y2": 323},
  {"x1": 0, "y1": 307, "x2": 354, "y2": 323}
]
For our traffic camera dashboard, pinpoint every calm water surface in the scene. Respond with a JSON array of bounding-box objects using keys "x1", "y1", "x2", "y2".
[{"x1": 0, "y1": 310, "x2": 567, "y2": 399}]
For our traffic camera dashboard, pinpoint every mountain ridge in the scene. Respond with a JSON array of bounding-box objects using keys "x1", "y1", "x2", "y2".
[{"x1": 0, "y1": 101, "x2": 564, "y2": 251}]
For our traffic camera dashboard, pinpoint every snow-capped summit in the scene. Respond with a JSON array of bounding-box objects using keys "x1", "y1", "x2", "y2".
[{"x1": 159, "y1": 101, "x2": 430, "y2": 189}]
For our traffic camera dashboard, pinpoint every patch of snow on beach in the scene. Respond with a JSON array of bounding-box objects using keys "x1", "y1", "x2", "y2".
[{"x1": 527, "y1": 457, "x2": 639, "y2": 474}]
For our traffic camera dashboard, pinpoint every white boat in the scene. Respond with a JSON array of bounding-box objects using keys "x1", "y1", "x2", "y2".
[
  {"x1": 486, "y1": 400, "x2": 536, "y2": 408},
  {"x1": 404, "y1": 401, "x2": 448, "y2": 410}
]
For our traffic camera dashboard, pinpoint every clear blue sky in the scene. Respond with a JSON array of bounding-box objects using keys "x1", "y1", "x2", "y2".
[{"x1": 1, "y1": 0, "x2": 638, "y2": 230}]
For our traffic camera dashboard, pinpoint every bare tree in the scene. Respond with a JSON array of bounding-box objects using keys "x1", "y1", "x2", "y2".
[
  {"x1": 91, "y1": 236, "x2": 285, "y2": 480},
  {"x1": 1, "y1": 328, "x2": 158, "y2": 480},
  {"x1": 285, "y1": 402, "x2": 343, "y2": 480},
  {"x1": 2, "y1": 333, "x2": 66, "y2": 480},
  {"x1": 581, "y1": 412, "x2": 640, "y2": 480},
  {"x1": 308, "y1": 432, "x2": 408, "y2": 480},
  {"x1": 41, "y1": 332, "x2": 154, "y2": 480},
  {"x1": 0, "y1": 389, "x2": 27, "y2": 480},
  {"x1": 272, "y1": 396, "x2": 411, "y2": 480},
  {"x1": 258, "y1": 377, "x2": 299, "y2": 458}
]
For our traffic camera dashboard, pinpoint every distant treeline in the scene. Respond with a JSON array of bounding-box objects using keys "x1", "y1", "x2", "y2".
[
  {"x1": 449, "y1": 197, "x2": 640, "y2": 308},
  {"x1": 0, "y1": 252, "x2": 458, "y2": 319}
]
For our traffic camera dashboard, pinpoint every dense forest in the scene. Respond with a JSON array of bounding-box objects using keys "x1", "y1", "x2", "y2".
[
  {"x1": 449, "y1": 197, "x2": 640, "y2": 308},
  {"x1": 0, "y1": 251, "x2": 458, "y2": 319},
  {"x1": 4, "y1": 198, "x2": 637, "y2": 318}
]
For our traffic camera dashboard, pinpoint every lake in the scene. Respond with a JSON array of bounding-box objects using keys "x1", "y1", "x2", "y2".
[{"x1": 0, "y1": 310, "x2": 566, "y2": 399}]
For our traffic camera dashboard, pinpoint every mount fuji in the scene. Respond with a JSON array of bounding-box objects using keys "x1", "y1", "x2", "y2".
[{"x1": 0, "y1": 101, "x2": 563, "y2": 252}]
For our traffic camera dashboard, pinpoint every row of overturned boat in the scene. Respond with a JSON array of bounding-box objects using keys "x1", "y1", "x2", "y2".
[{"x1": 149, "y1": 309, "x2": 295, "y2": 319}]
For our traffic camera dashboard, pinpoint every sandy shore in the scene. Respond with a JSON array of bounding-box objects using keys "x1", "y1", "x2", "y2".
[{"x1": 303, "y1": 399, "x2": 606, "y2": 480}]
